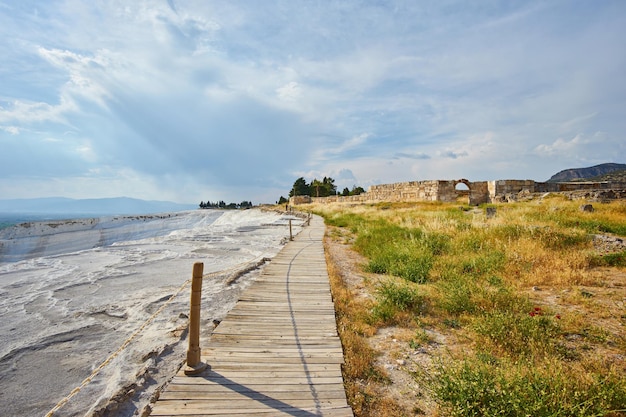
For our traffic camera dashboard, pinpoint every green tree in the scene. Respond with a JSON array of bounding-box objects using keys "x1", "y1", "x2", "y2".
[
  {"x1": 323, "y1": 177, "x2": 337, "y2": 196},
  {"x1": 351, "y1": 185, "x2": 365, "y2": 195},
  {"x1": 311, "y1": 179, "x2": 324, "y2": 197},
  {"x1": 289, "y1": 177, "x2": 310, "y2": 197}
]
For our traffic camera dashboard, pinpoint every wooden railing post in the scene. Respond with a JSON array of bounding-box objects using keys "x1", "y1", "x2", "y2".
[
  {"x1": 185, "y1": 262, "x2": 208, "y2": 376},
  {"x1": 289, "y1": 219, "x2": 293, "y2": 240}
]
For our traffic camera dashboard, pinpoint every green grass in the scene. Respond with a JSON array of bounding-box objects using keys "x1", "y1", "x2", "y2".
[
  {"x1": 435, "y1": 272, "x2": 479, "y2": 315},
  {"x1": 528, "y1": 203, "x2": 626, "y2": 236},
  {"x1": 589, "y1": 250, "x2": 626, "y2": 267},
  {"x1": 352, "y1": 219, "x2": 441, "y2": 283},
  {"x1": 430, "y1": 356, "x2": 626, "y2": 417},
  {"x1": 472, "y1": 309, "x2": 561, "y2": 358},
  {"x1": 371, "y1": 279, "x2": 425, "y2": 325},
  {"x1": 313, "y1": 200, "x2": 626, "y2": 416}
]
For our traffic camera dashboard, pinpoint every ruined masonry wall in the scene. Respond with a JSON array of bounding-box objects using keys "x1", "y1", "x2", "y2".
[
  {"x1": 291, "y1": 179, "x2": 626, "y2": 206},
  {"x1": 368, "y1": 181, "x2": 441, "y2": 202}
]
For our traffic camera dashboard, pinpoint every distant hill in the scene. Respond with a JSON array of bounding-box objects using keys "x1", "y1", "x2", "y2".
[
  {"x1": 587, "y1": 169, "x2": 626, "y2": 182},
  {"x1": 547, "y1": 163, "x2": 626, "y2": 182},
  {"x1": 0, "y1": 197, "x2": 197, "y2": 215}
]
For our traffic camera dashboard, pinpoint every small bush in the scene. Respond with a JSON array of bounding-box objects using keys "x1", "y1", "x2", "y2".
[
  {"x1": 459, "y1": 251, "x2": 506, "y2": 277},
  {"x1": 371, "y1": 280, "x2": 425, "y2": 324},
  {"x1": 475, "y1": 285, "x2": 530, "y2": 314},
  {"x1": 436, "y1": 273, "x2": 478, "y2": 315},
  {"x1": 390, "y1": 252, "x2": 433, "y2": 283},
  {"x1": 472, "y1": 309, "x2": 561, "y2": 358},
  {"x1": 408, "y1": 328, "x2": 432, "y2": 349},
  {"x1": 376, "y1": 280, "x2": 424, "y2": 310},
  {"x1": 422, "y1": 232, "x2": 451, "y2": 255}
]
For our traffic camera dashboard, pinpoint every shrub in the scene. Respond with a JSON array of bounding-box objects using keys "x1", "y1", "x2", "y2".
[
  {"x1": 459, "y1": 251, "x2": 506, "y2": 277},
  {"x1": 376, "y1": 280, "x2": 424, "y2": 311},
  {"x1": 472, "y1": 309, "x2": 561, "y2": 358},
  {"x1": 371, "y1": 280, "x2": 425, "y2": 324},
  {"x1": 435, "y1": 272, "x2": 478, "y2": 315}
]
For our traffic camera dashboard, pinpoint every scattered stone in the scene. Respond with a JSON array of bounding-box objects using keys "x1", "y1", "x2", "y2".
[
  {"x1": 532, "y1": 286, "x2": 541, "y2": 291},
  {"x1": 593, "y1": 234, "x2": 626, "y2": 253},
  {"x1": 486, "y1": 207, "x2": 497, "y2": 218},
  {"x1": 396, "y1": 359, "x2": 406, "y2": 366},
  {"x1": 580, "y1": 204, "x2": 594, "y2": 212},
  {"x1": 580, "y1": 289, "x2": 594, "y2": 298}
]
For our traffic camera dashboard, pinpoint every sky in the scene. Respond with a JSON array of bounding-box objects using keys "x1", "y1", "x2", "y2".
[{"x1": 1, "y1": 1, "x2": 625, "y2": 205}]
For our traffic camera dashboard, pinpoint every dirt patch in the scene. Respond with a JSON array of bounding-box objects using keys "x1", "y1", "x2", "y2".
[
  {"x1": 324, "y1": 234, "x2": 444, "y2": 416},
  {"x1": 524, "y1": 268, "x2": 626, "y2": 366}
]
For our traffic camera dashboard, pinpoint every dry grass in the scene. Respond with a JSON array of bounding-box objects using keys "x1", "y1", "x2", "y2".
[{"x1": 309, "y1": 197, "x2": 626, "y2": 416}]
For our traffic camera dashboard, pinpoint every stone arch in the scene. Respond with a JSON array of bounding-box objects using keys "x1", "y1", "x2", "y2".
[{"x1": 454, "y1": 179, "x2": 471, "y2": 204}]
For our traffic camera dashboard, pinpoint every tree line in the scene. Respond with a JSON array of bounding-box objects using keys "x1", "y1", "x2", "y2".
[
  {"x1": 277, "y1": 177, "x2": 365, "y2": 204},
  {"x1": 199, "y1": 200, "x2": 253, "y2": 210}
]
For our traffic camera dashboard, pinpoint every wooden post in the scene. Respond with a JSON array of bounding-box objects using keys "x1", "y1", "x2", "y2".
[
  {"x1": 185, "y1": 262, "x2": 208, "y2": 376},
  {"x1": 289, "y1": 219, "x2": 293, "y2": 240}
]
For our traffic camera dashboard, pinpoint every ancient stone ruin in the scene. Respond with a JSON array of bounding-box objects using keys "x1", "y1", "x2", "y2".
[{"x1": 290, "y1": 179, "x2": 626, "y2": 206}]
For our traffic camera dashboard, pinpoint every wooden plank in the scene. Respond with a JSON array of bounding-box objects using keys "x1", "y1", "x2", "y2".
[
  {"x1": 163, "y1": 383, "x2": 346, "y2": 393},
  {"x1": 151, "y1": 406, "x2": 353, "y2": 416}
]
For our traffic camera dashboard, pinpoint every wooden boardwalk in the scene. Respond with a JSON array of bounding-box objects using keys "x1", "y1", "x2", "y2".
[{"x1": 150, "y1": 215, "x2": 353, "y2": 417}]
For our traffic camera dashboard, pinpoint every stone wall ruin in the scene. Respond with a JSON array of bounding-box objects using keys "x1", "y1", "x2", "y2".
[{"x1": 290, "y1": 179, "x2": 626, "y2": 206}]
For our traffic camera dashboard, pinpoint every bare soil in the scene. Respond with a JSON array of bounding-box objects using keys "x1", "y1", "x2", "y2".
[{"x1": 324, "y1": 235, "x2": 445, "y2": 416}]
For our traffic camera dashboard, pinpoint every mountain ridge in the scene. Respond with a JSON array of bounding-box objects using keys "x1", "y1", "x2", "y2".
[
  {"x1": 0, "y1": 197, "x2": 197, "y2": 215},
  {"x1": 547, "y1": 163, "x2": 626, "y2": 182}
]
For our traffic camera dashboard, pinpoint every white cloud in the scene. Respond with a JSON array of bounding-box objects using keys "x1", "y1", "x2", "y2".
[
  {"x1": 535, "y1": 135, "x2": 586, "y2": 156},
  {"x1": 276, "y1": 81, "x2": 301, "y2": 102},
  {"x1": 0, "y1": 98, "x2": 75, "y2": 125},
  {"x1": 1, "y1": 126, "x2": 20, "y2": 135},
  {"x1": 75, "y1": 140, "x2": 97, "y2": 163},
  {"x1": 0, "y1": 1, "x2": 624, "y2": 203},
  {"x1": 534, "y1": 132, "x2": 624, "y2": 165}
]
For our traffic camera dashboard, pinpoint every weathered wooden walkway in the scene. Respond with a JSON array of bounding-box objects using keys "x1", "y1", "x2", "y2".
[{"x1": 150, "y1": 215, "x2": 353, "y2": 417}]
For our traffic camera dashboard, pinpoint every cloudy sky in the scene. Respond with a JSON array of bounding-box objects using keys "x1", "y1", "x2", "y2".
[{"x1": 1, "y1": 1, "x2": 625, "y2": 204}]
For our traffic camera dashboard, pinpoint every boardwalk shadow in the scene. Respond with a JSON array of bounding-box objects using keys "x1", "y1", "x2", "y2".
[{"x1": 198, "y1": 369, "x2": 322, "y2": 417}]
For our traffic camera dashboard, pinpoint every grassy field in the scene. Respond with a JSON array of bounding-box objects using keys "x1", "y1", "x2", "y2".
[{"x1": 303, "y1": 196, "x2": 626, "y2": 416}]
